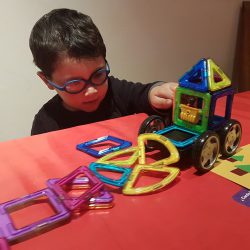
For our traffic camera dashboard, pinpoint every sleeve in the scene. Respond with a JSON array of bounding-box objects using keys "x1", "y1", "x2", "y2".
[{"x1": 109, "y1": 76, "x2": 169, "y2": 116}]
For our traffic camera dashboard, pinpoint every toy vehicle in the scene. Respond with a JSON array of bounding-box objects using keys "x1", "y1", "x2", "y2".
[{"x1": 139, "y1": 58, "x2": 242, "y2": 173}]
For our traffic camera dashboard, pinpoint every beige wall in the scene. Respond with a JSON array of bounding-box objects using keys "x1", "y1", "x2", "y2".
[{"x1": 0, "y1": 0, "x2": 243, "y2": 141}]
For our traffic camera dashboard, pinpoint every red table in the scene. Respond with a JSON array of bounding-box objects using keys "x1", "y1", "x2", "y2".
[{"x1": 0, "y1": 91, "x2": 249, "y2": 250}]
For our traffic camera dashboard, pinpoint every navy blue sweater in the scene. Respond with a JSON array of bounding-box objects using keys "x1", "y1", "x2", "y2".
[{"x1": 31, "y1": 76, "x2": 163, "y2": 135}]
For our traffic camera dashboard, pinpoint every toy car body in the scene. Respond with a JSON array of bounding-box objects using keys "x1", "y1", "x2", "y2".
[{"x1": 139, "y1": 58, "x2": 242, "y2": 173}]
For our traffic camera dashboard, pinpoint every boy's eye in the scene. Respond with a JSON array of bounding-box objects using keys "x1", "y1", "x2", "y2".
[
  {"x1": 66, "y1": 80, "x2": 84, "y2": 91},
  {"x1": 92, "y1": 71, "x2": 106, "y2": 83},
  {"x1": 70, "y1": 81, "x2": 82, "y2": 86},
  {"x1": 94, "y1": 71, "x2": 104, "y2": 78}
]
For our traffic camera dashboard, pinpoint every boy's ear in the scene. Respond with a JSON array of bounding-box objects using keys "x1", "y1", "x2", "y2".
[{"x1": 37, "y1": 71, "x2": 54, "y2": 90}]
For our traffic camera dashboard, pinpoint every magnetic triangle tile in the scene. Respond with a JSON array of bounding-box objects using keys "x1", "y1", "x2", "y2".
[
  {"x1": 123, "y1": 164, "x2": 180, "y2": 195},
  {"x1": 207, "y1": 59, "x2": 231, "y2": 91},
  {"x1": 89, "y1": 162, "x2": 132, "y2": 187},
  {"x1": 96, "y1": 147, "x2": 139, "y2": 166},
  {"x1": 178, "y1": 58, "x2": 209, "y2": 92}
]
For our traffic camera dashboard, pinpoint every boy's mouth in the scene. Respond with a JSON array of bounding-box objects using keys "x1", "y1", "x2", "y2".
[{"x1": 82, "y1": 99, "x2": 98, "y2": 104}]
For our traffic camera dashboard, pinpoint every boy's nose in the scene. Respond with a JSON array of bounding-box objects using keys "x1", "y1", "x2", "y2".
[{"x1": 84, "y1": 86, "x2": 98, "y2": 96}]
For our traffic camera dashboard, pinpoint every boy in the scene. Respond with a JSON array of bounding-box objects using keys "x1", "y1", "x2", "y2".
[{"x1": 29, "y1": 8, "x2": 177, "y2": 135}]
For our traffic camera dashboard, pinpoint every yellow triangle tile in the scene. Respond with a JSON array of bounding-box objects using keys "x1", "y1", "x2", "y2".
[
  {"x1": 123, "y1": 164, "x2": 180, "y2": 195},
  {"x1": 96, "y1": 146, "x2": 139, "y2": 166},
  {"x1": 207, "y1": 58, "x2": 231, "y2": 91}
]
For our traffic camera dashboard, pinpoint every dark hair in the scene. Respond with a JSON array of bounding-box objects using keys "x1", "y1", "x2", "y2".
[{"x1": 29, "y1": 8, "x2": 106, "y2": 77}]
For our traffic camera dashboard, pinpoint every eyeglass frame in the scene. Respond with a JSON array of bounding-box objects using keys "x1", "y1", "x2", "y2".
[{"x1": 46, "y1": 61, "x2": 110, "y2": 94}]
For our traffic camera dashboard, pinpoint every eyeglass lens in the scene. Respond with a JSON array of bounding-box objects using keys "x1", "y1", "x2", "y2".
[{"x1": 65, "y1": 68, "x2": 109, "y2": 93}]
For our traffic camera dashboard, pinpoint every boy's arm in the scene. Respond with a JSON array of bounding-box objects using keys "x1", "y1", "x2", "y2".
[{"x1": 109, "y1": 77, "x2": 177, "y2": 115}]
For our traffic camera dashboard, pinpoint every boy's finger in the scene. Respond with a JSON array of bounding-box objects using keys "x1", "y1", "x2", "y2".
[{"x1": 152, "y1": 97, "x2": 173, "y2": 110}]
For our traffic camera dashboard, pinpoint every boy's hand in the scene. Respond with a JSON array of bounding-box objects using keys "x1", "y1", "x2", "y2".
[{"x1": 149, "y1": 82, "x2": 178, "y2": 110}]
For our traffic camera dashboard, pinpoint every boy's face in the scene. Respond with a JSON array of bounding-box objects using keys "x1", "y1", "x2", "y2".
[{"x1": 41, "y1": 56, "x2": 108, "y2": 112}]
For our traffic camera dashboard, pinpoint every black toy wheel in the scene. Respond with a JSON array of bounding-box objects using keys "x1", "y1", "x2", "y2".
[
  {"x1": 138, "y1": 115, "x2": 166, "y2": 134},
  {"x1": 138, "y1": 115, "x2": 166, "y2": 151},
  {"x1": 219, "y1": 119, "x2": 242, "y2": 157},
  {"x1": 193, "y1": 131, "x2": 220, "y2": 173}
]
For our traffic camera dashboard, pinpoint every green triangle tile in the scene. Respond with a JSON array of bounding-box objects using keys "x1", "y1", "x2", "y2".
[
  {"x1": 235, "y1": 165, "x2": 250, "y2": 173},
  {"x1": 231, "y1": 155, "x2": 244, "y2": 161}
]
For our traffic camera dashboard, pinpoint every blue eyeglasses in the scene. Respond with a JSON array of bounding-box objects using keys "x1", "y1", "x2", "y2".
[{"x1": 46, "y1": 61, "x2": 110, "y2": 94}]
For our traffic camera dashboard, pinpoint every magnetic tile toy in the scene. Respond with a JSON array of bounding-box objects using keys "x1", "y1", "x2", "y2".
[
  {"x1": 88, "y1": 188, "x2": 113, "y2": 204},
  {"x1": 97, "y1": 146, "x2": 139, "y2": 166},
  {"x1": 88, "y1": 202, "x2": 114, "y2": 209},
  {"x1": 179, "y1": 58, "x2": 209, "y2": 92},
  {"x1": 47, "y1": 178, "x2": 113, "y2": 207},
  {"x1": 76, "y1": 135, "x2": 132, "y2": 158},
  {"x1": 47, "y1": 177, "x2": 89, "y2": 189},
  {"x1": 47, "y1": 166, "x2": 103, "y2": 211},
  {"x1": 89, "y1": 162, "x2": 132, "y2": 187},
  {"x1": 137, "y1": 133, "x2": 180, "y2": 166},
  {"x1": 0, "y1": 189, "x2": 70, "y2": 243},
  {"x1": 123, "y1": 164, "x2": 180, "y2": 195},
  {"x1": 0, "y1": 237, "x2": 9, "y2": 250}
]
